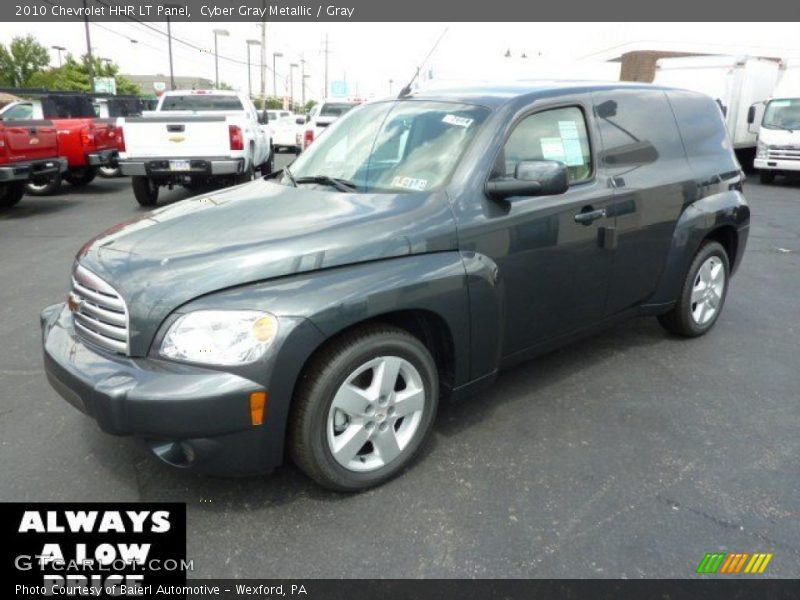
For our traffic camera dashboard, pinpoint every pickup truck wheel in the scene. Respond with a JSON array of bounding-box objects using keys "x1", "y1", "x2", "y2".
[
  {"x1": 98, "y1": 166, "x2": 121, "y2": 178},
  {"x1": 26, "y1": 173, "x2": 61, "y2": 196},
  {"x1": 658, "y1": 241, "x2": 729, "y2": 337},
  {"x1": 759, "y1": 170, "x2": 775, "y2": 184},
  {"x1": 260, "y1": 151, "x2": 274, "y2": 176},
  {"x1": 289, "y1": 324, "x2": 438, "y2": 491},
  {"x1": 131, "y1": 176, "x2": 159, "y2": 207},
  {"x1": 0, "y1": 182, "x2": 26, "y2": 208},
  {"x1": 64, "y1": 167, "x2": 98, "y2": 187}
]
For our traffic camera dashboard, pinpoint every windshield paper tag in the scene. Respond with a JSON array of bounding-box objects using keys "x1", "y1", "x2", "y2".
[
  {"x1": 442, "y1": 114, "x2": 474, "y2": 128},
  {"x1": 392, "y1": 176, "x2": 428, "y2": 191}
]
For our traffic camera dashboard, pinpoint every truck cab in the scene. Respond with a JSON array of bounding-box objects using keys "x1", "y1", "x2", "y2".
[{"x1": 750, "y1": 62, "x2": 800, "y2": 183}]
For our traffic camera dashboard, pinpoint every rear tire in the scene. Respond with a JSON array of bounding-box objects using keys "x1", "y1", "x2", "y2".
[
  {"x1": 64, "y1": 167, "x2": 98, "y2": 187},
  {"x1": 98, "y1": 165, "x2": 121, "y2": 178},
  {"x1": 289, "y1": 324, "x2": 439, "y2": 492},
  {"x1": 259, "y1": 148, "x2": 274, "y2": 176},
  {"x1": 658, "y1": 241, "x2": 730, "y2": 337},
  {"x1": 759, "y1": 170, "x2": 775, "y2": 184},
  {"x1": 132, "y1": 176, "x2": 159, "y2": 207},
  {"x1": 26, "y1": 173, "x2": 61, "y2": 196},
  {"x1": 0, "y1": 182, "x2": 25, "y2": 208}
]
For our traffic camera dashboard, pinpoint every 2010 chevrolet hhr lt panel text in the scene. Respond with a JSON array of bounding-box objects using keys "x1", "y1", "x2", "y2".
[{"x1": 41, "y1": 82, "x2": 750, "y2": 491}]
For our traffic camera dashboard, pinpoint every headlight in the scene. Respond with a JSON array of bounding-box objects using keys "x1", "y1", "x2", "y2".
[
  {"x1": 160, "y1": 310, "x2": 278, "y2": 365},
  {"x1": 756, "y1": 141, "x2": 768, "y2": 158}
]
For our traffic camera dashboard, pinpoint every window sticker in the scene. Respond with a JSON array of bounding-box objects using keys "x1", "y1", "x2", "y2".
[
  {"x1": 442, "y1": 114, "x2": 474, "y2": 128},
  {"x1": 558, "y1": 120, "x2": 580, "y2": 140},
  {"x1": 561, "y1": 138, "x2": 586, "y2": 167},
  {"x1": 391, "y1": 176, "x2": 428, "y2": 191},
  {"x1": 540, "y1": 137, "x2": 566, "y2": 162}
]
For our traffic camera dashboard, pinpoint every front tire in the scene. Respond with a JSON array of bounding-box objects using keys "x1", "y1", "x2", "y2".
[
  {"x1": 0, "y1": 181, "x2": 26, "y2": 208},
  {"x1": 289, "y1": 324, "x2": 439, "y2": 491},
  {"x1": 759, "y1": 170, "x2": 775, "y2": 184},
  {"x1": 658, "y1": 241, "x2": 730, "y2": 337},
  {"x1": 132, "y1": 176, "x2": 159, "y2": 207}
]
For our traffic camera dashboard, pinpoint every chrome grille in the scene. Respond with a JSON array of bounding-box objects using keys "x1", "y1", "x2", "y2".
[
  {"x1": 70, "y1": 264, "x2": 129, "y2": 354},
  {"x1": 767, "y1": 146, "x2": 800, "y2": 161}
]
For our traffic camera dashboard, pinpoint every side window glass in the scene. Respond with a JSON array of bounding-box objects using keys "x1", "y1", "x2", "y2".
[
  {"x1": 503, "y1": 106, "x2": 592, "y2": 183},
  {"x1": 4, "y1": 104, "x2": 33, "y2": 120}
]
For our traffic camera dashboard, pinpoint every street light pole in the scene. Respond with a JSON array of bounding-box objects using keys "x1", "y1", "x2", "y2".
[
  {"x1": 246, "y1": 40, "x2": 261, "y2": 99},
  {"x1": 51, "y1": 45, "x2": 66, "y2": 68},
  {"x1": 82, "y1": 0, "x2": 94, "y2": 89},
  {"x1": 303, "y1": 74, "x2": 310, "y2": 107},
  {"x1": 300, "y1": 58, "x2": 306, "y2": 106},
  {"x1": 272, "y1": 52, "x2": 283, "y2": 98},
  {"x1": 289, "y1": 63, "x2": 298, "y2": 111},
  {"x1": 212, "y1": 29, "x2": 229, "y2": 90}
]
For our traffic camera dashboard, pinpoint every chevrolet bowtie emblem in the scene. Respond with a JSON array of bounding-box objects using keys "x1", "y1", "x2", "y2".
[{"x1": 67, "y1": 292, "x2": 82, "y2": 312}]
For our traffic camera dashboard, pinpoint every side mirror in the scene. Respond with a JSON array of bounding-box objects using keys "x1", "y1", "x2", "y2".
[
  {"x1": 747, "y1": 104, "x2": 756, "y2": 125},
  {"x1": 259, "y1": 110, "x2": 268, "y2": 125},
  {"x1": 486, "y1": 160, "x2": 569, "y2": 200},
  {"x1": 296, "y1": 117, "x2": 305, "y2": 125},
  {"x1": 747, "y1": 102, "x2": 764, "y2": 133}
]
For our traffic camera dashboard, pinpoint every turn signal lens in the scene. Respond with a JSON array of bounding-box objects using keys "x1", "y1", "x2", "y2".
[{"x1": 250, "y1": 391, "x2": 267, "y2": 426}]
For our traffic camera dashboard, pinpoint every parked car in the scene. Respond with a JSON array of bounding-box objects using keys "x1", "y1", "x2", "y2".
[
  {"x1": 749, "y1": 60, "x2": 800, "y2": 183},
  {"x1": 271, "y1": 115, "x2": 305, "y2": 154},
  {"x1": 654, "y1": 55, "x2": 782, "y2": 169},
  {"x1": 0, "y1": 95, "x2": 119, "y2": 195},
  {"x1": 0, "y1": 118, "x2": 66, "y2": 208},
  {"x1": 116, "y1": 89, "x2": 273, "y2": 206},
  {"x1": 302, "y1": 99, "x2": 360, "y2": 149},
  {"x1": 41, "y1": 82, "x2": 749, "y2": 491}
]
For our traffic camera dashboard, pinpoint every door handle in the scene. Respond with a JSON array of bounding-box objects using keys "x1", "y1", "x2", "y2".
[{"x1": 574, "y1": 207, "x2": 607, "y2": 225}]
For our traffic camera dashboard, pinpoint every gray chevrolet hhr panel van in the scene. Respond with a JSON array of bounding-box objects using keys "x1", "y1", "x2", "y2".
[{"x1": 42, "y1": 82, "x2": 749, "y2": 490}]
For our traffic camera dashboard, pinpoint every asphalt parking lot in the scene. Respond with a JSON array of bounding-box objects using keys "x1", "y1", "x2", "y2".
[{"x1": 1, "y1": 160, "x2": 798, "y2": 578}]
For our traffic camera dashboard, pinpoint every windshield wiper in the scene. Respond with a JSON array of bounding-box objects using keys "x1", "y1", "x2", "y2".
[
  {"x1": 282, "y1": 165, "x2": 297, "y2": 187},
  {"x1": 295, "y1": 175, "x2": 358, "y2": 193}
]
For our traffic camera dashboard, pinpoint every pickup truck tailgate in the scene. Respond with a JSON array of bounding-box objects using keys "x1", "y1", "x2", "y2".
[
  {"x1": 121, "y1": 116, "x2": 230, "y2": 158},
  {"x1": 2, "y1": 120, "x2": 59, "y2": 162}
]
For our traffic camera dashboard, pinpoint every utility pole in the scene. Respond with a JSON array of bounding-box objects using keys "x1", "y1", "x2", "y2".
[
  {"x1": 166, "y1": 17, "x2": 175, "y2": 90},
  {"x1": 300, "y1": 57, "x2": 306, "y2": 106},
  {"x1": 246, "y1": 40, "x2": 260, "y2": 99},
  {"x1": 82, "y1": 0, "x2": 94, "y2": 90},
  {"x1": 212, "y1": 29, "x2": 229, "y2": 90},
  {"x1": 323, "y1": 33, "x2": 329, "y2": 98}
]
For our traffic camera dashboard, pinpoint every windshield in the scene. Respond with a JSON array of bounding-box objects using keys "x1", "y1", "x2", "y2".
[
  {"x1": 161, "y1": 95, "x2": 243, "y2": 112},
  {"x1": 762, "y1": 98, "x2": 800, "y2": 130},
  {"x1": 287, "y1": 100, "x2": 489, "y2": 193},
  {"x1": 319, "y1": 103, "x2": 358, "y2": 118}
]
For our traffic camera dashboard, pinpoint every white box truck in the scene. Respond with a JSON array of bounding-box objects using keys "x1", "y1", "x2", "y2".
[
  {"x1": 749, "y1": 61, "x2": 800, "y2": 183},
  {"x1": 654, "y1": 55, "x2": 782, "y2": 169}
]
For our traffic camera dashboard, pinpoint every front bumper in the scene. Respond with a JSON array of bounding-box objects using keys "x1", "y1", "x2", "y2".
[
  {"x1": 41, "y1": 303, "x2": 280, "y2": 475},
  {"x1": 87, "y1": 149, "x2": 119, "y2": 167},
  {"x1": 754, "y1": 157, "x2": 800, "y2": 172},
  {"x1": 0, "y1": 157, "x2": 67, "y2": 182},
  {"x1": 118, "y1": 157, "x2": 244, "y2": 178}
]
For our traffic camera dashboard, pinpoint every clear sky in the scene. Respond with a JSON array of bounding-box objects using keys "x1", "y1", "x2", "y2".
[{"x1": 3, "y1": 22, "x2": 800, "y2": 100}]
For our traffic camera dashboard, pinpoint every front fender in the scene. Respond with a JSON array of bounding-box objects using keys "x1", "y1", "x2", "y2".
[
  {"x1": 177, "y1": 252, "x2": 472, "y2": 447},
  {"x1": 647, "y1": 190, "x2": 749, "y2": 307}
]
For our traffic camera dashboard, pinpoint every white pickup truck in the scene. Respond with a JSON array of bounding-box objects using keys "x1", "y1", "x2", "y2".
[{"x1": 117, "y1": 90, "x2": 273, "y2": 206}]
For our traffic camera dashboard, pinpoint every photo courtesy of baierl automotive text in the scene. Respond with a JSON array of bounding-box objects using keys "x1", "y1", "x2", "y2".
[{"x1": 1, "y1": 0, "x2": 799, "y2": 596}]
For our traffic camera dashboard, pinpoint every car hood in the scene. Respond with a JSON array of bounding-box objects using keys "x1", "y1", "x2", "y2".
[
  {"x1": 77, "y1": 179, "x2": 457, "y2": 355},
  {"x1": 759, "y1": 127, "x2": 800, "y2": 146}
]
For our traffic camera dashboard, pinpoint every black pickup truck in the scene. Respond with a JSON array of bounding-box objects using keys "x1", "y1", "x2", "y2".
[{"x1": 41, "y1": 82, "x2": 749, "y2": 491}]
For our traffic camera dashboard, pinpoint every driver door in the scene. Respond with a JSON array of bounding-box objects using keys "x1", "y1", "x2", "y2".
[{"x1": 458, "y1": 103, "x2": 617, "y2": 356}]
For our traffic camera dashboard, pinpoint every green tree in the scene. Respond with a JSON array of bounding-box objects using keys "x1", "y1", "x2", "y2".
[
  {"x1": 218, "y1": 81, "x2": 235, "y2": 91},
  {"x1": 0, "y1": 35, "x2": 50, "y2": 87},
  {"x1": 27, "y1": 54, "x2": 141, "y2": 95},
  {"x1": 302, "y1": 99, "x2": 318, "y2": 114}
]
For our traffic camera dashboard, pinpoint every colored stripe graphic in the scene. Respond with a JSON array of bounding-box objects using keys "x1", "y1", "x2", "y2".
[
  {"x1": 744, "y1": 553, "x2": 774, "y2": 574},
  {"x1": 697, "y1": 553, "x2": 726, "y2": 573}
]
